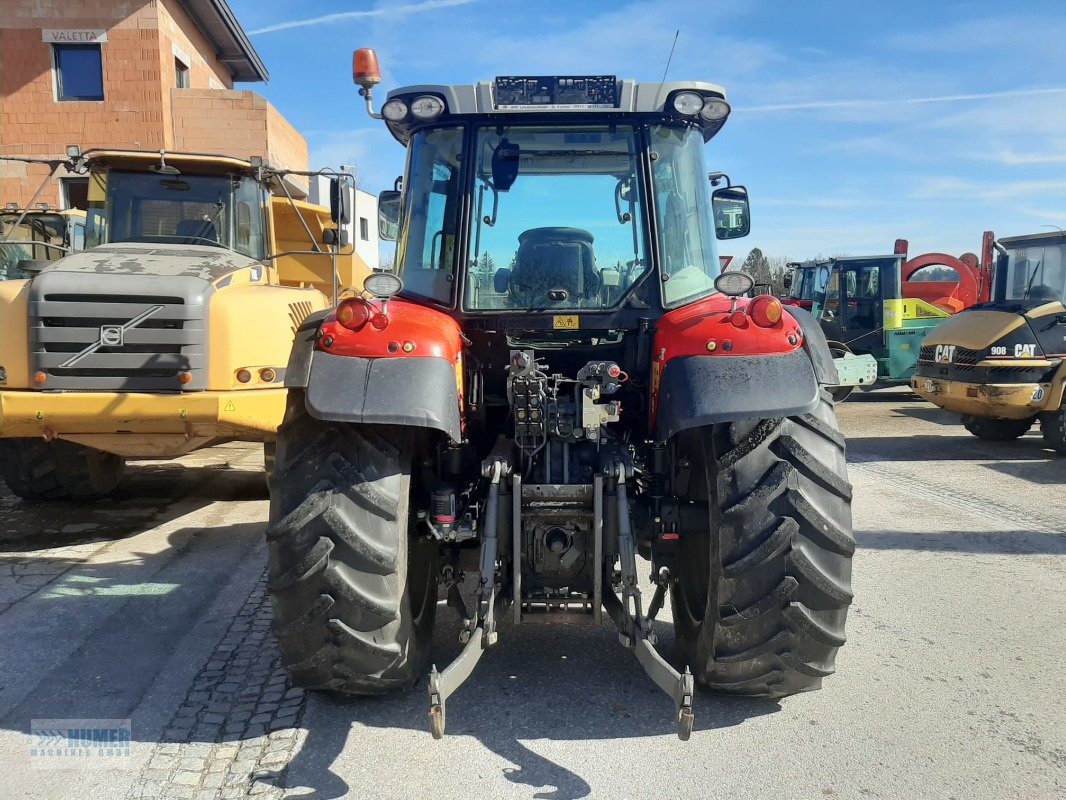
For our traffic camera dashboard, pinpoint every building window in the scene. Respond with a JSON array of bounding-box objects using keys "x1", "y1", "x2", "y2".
[
  {"x1": 53, "y1": 44, "x2": 104, "y2": 101},
  {"x1": 61, "y1": 178, "x2": 90, "y2": 211},
  {"x1": 359, "y1": 217, "x2": 369, "y2": 241},
  {"x1": 175, "y1": 58, "x2": 190, "y2": 89}
]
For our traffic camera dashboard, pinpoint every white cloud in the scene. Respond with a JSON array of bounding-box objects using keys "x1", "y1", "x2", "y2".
[
  {"x1": 910, "y1": 177, "x2": 1066, "y2": 202},
  {"x1": 249, "y1": 0, "x2": 478, "y2": 35},
  {"x1": 739, "y1": 87, "x2": 1066, "y2": 113}
]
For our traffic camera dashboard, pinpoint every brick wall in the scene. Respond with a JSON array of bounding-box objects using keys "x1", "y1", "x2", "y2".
[
  {"x1": 172, "y1": 89, "x2": 309, "y2": 195},
  {"x1": 0, "y1": 1, "x2": 307, "y2": 207}
]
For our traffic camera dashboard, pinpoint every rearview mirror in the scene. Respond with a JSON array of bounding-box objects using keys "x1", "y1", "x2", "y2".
[
  {"x1": 491, "y1": 139, "x2": 520, "y2": 192},
  {"x1": 493, "y1": 268, "x2": 511, "y2": 294},
  {"x1": 782, "y1": 272, "x2": 793, "y2": 290},
  {"x1": 377, "y1": 190, "x2": 401, "y2": 241},
  {"x1": 330, "y1": 178, "x2": 351, "y2": 225},
  {"x1": 711, "y1": 185, "x2": 750, "y2": 240}
]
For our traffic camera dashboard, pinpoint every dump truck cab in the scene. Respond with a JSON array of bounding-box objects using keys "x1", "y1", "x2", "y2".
[
  {"x1": 0, "y1": 206, "x2": 85, "y2": 279},
  {"x1": 266, "y1": 53, "x2": 854, "y2": 742},
  {"x1": 912, "y1": 230, "x2": 1066, "y2": 449},
  {"x1": 0, "y1": 148, "x2": 365, "y2": 499}
]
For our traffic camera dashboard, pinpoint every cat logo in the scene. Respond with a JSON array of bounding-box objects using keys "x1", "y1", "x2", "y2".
[
  {"x1": 1014, "y1": 343, "x2": 1037, "y2": 358},
  {"x1": 934, "y1": 344, "x2": 956, "y2": 364}
]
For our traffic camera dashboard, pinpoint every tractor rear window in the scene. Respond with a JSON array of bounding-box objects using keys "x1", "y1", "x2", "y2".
[{"x1": 464, "y1": 125, "x2": 649, "y2": 311}]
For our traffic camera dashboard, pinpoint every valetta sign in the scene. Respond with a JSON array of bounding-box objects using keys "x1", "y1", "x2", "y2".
[{"x1": 42, "y1": 29, "x2": 108, "y2": 44}]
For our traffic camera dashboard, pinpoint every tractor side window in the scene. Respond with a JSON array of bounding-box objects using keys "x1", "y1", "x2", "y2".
[
  {"x1": 395, "y1": 127, "x2": 464, "y2": 304},
  {"x1": 821, "y1": 271, "x2": 841, "y2": 320},
  {"x1": 650, "y1": 125, "x2": 721, "y2": 306}
]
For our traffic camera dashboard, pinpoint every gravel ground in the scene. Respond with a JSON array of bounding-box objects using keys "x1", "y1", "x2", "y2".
[{"x1": 0, "y1": 392, "x2": 1062, "y2": 800}]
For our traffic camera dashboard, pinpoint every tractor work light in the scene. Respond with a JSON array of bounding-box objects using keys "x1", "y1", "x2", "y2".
[
  {"x1": 748, "y1": 295, "x2": 784, "y2": 327},
  {"x1": 337, "y1": 298, "x2": 371, "y2": 331},
  {"x1": 65, "y1": 145, "x2": 81, "y2": 158},
  {"x1": 352, "y1": 48, "x2": 382, "y2": 89},
  {"x1": 672, "y1": 91, "x2": 704, "y2": 116},
  {"x1": 410, "y1": 95, "x2": 445, "y2": 120},
  {"x1": 364, "y1": 272, "x2": 403, "y2": 299},
  {"x1": 714, "y1": 271, "x2": 754, "y2": 297},
  {"x1": 700, "y1": 98, "x2": 731, "y2": 122},
  {"x1": 382, "y1": 100, "x2": 409, "y2": 122}
]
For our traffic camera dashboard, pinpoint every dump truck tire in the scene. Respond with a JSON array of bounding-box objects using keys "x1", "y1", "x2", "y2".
[
  {"x1": 266, "y1": 392, "x2": 438, "y2": 694},
  {"x1": 961, "y1": 414, "x2": 1034, "y2": 441},
  {"x1": 1039, "y1": 407, "x2": 1066, "y2": 454},
  {"x1": 0, "y1": 438, "x2": 125, "y2": 500},
  {"x1": 671, "y1": 389, "x2": 854, "y2": 697}
]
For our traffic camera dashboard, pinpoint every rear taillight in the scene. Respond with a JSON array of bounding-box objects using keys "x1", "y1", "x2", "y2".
[
  {"x1": 748, "y1": 295, "x2": 783, "y2": 328},
  {"x1": 337, "y1": 298, "x2": 371, "y2": 331}
]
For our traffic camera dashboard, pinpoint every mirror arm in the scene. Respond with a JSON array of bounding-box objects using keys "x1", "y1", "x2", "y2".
[
  {"x1": 358, "y1": 86, "x2": 383, "y2": 120},
  {"x1": 482, "y1": 180, "x2": 499, "y2": 227}
]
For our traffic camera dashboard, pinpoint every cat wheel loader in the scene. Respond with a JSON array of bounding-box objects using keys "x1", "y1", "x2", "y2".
[
  {"x1": 265, "y1": 52, "x2": 854, "y2": 741},
  {"x1": 0, "y1": 148, "x2": 370, "y2": 500},
  {"x1": 912, "y1": 230, "x2": 1066, "y2": 451}
]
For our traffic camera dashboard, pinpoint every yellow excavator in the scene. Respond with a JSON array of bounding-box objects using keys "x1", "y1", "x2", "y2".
[
  {"x1": 0, "y1": 148, "x2": 371, "y2": 499},
  {"x1": 912, "y1": 230, "x2": 1066, "y2": 451}
]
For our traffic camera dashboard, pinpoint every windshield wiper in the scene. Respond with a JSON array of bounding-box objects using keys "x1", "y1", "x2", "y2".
[{"x1": 1022, "y1": 258, "x2": 1043, "y2": 299}]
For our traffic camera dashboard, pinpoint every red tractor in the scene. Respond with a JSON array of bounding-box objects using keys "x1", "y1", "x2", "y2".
[{"x1": 266, "y1": 51, "x2": 854, "y2": 740}]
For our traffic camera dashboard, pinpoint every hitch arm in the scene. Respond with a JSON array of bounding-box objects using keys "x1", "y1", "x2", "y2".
[
  {"x1": 427, "y1": 458, "x2": 509, "y2": 739},
  {"x1": 604, "y1": 462, "x2": 695, "y2": 740}
]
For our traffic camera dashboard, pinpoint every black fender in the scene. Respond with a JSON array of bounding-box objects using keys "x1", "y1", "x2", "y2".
[
  {"x1": 787, "y1": 306, "x2": 840, "y2": 386},
  {"x1": 655, "y1": 349, "x2": 823, "y2": 442},
  {"x1": 284, "y1": 319, "x2": 461, "y2": 442}
]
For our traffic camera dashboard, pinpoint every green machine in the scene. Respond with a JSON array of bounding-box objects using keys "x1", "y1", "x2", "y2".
[{"x1": 785, "y1": 255, "x2": 952, "y2": 400}]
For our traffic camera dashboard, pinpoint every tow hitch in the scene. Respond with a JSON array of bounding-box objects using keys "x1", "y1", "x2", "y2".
[{"x1": 426, "y1": 459, "x2": 694, "y2": 741}]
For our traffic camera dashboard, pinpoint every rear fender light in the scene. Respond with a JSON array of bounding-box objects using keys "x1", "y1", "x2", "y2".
[
  {"x1": 748, "y1": 295, "x2": 784, "y2": 328},
  {"x1": 337, "y1": 298, "x2": 371, "y2": 331}
]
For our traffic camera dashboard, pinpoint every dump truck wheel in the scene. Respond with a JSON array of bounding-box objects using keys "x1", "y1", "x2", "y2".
[
  {"x1": 1039, "y1": 407, "x2": 1066, "y2": 454},
  {"x1": 961, "y1": 414, "x2": 1034, "y2": 441},
  {"x1": 671, "y1": 389, "x2": 854, "y2": 697},
  {"x1": 266, "y1": 392, "x2": 438, "y2": 694},
  {"x1": 0, "y1": 438, "x2": 125, "y2": 500}
]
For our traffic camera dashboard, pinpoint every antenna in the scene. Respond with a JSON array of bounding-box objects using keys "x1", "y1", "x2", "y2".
[{"x1": 661, "y1": 29, "x2": 680, "y2": 83}]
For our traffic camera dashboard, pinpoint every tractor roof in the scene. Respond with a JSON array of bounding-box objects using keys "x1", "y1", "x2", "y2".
[{"x1": 383, "y1": 77, "x2": 729, "y2": 145}]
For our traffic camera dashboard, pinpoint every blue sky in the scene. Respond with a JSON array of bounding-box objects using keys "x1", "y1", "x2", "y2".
[{"x1": 233, "y1": 0, "x2": 1066, "y2": 263}]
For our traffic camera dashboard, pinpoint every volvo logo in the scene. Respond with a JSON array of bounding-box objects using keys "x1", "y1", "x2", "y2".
[
  {"x1": 59, "y1": 305, "x2": 165, "y2": 368},
  {"x1": 100, "y1": 325, "x2": 124, "y2": 347}
]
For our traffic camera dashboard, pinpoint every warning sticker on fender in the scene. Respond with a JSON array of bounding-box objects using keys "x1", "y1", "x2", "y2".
[{"x1": 553, "y1": 315, "x2": 579, "y2": 330}]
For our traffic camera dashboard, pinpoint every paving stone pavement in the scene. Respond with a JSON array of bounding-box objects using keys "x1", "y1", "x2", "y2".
[{"x1": 126, "y1": 571, "x2": 307, "y2": 800}]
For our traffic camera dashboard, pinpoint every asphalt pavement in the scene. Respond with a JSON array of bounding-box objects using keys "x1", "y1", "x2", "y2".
[{"x1": 0, "y1": 390, "x2": 1063, "y2": 800}]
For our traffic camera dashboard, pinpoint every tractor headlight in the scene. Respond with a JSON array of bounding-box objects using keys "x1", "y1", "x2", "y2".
[
  {"x1": 410, "y1": 95, "x2": 445, "y2": 120},
  {"x1": 714, "y1": 271, "x2": 754, "y2": 297},
  {"x1": 672, "y1": 92, "x2": 704, "y2": 116},
  {"x1": 364, "y1": 271, "x2": 404, "y2": 299},
  {"x1": 700, "y1": 98, "x2": 731, "y2": 122},
  {"x1": 382, "y1": 99, "x2": 409, "y2": 122}
]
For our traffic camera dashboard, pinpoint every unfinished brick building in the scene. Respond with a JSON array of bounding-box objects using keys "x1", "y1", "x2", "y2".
[{"x1": 0, "y1": 0, "x2": 308, "y2": 207}]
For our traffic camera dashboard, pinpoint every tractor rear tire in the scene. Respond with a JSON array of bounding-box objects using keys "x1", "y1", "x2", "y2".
[
  {"x1": 266, "y1": 391, "x2": 438, "y2": 694},
  {"x1": 0, "y1": 438, "x2": 125, "y2": 500},
  {"x1": 671, "y1": 389, "x2": 854, "y2": 697},
  {"x1": 1039, "y1": 406, "x2": 1066, "y2": 454},
  {"x1": 961, "y1": 414, "x2": 1034, "y2": 441}
]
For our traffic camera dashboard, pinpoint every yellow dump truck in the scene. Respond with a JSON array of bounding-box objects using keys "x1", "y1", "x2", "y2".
[{"x1": 0, "y1": 149, "x2": 369, "y2": 499}]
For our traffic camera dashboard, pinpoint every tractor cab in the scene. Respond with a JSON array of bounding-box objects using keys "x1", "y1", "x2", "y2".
[
  {"x1": 0, "y1": 206, "x2": 85, "y2": 279},
  {"x1": 994, "y1": 231, "x2": 1066, "y2": 308},
  {"x1": 370, "y1": 75, "x2": 749, "y2": 329}
]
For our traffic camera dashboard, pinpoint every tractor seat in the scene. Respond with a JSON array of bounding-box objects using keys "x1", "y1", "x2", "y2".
[
  {"x1": 175, "y1": 218, "x2": 218, "y2": 244},
  {"x1": 508, "y1": 227, "x2": 598, "y2": 305}
]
